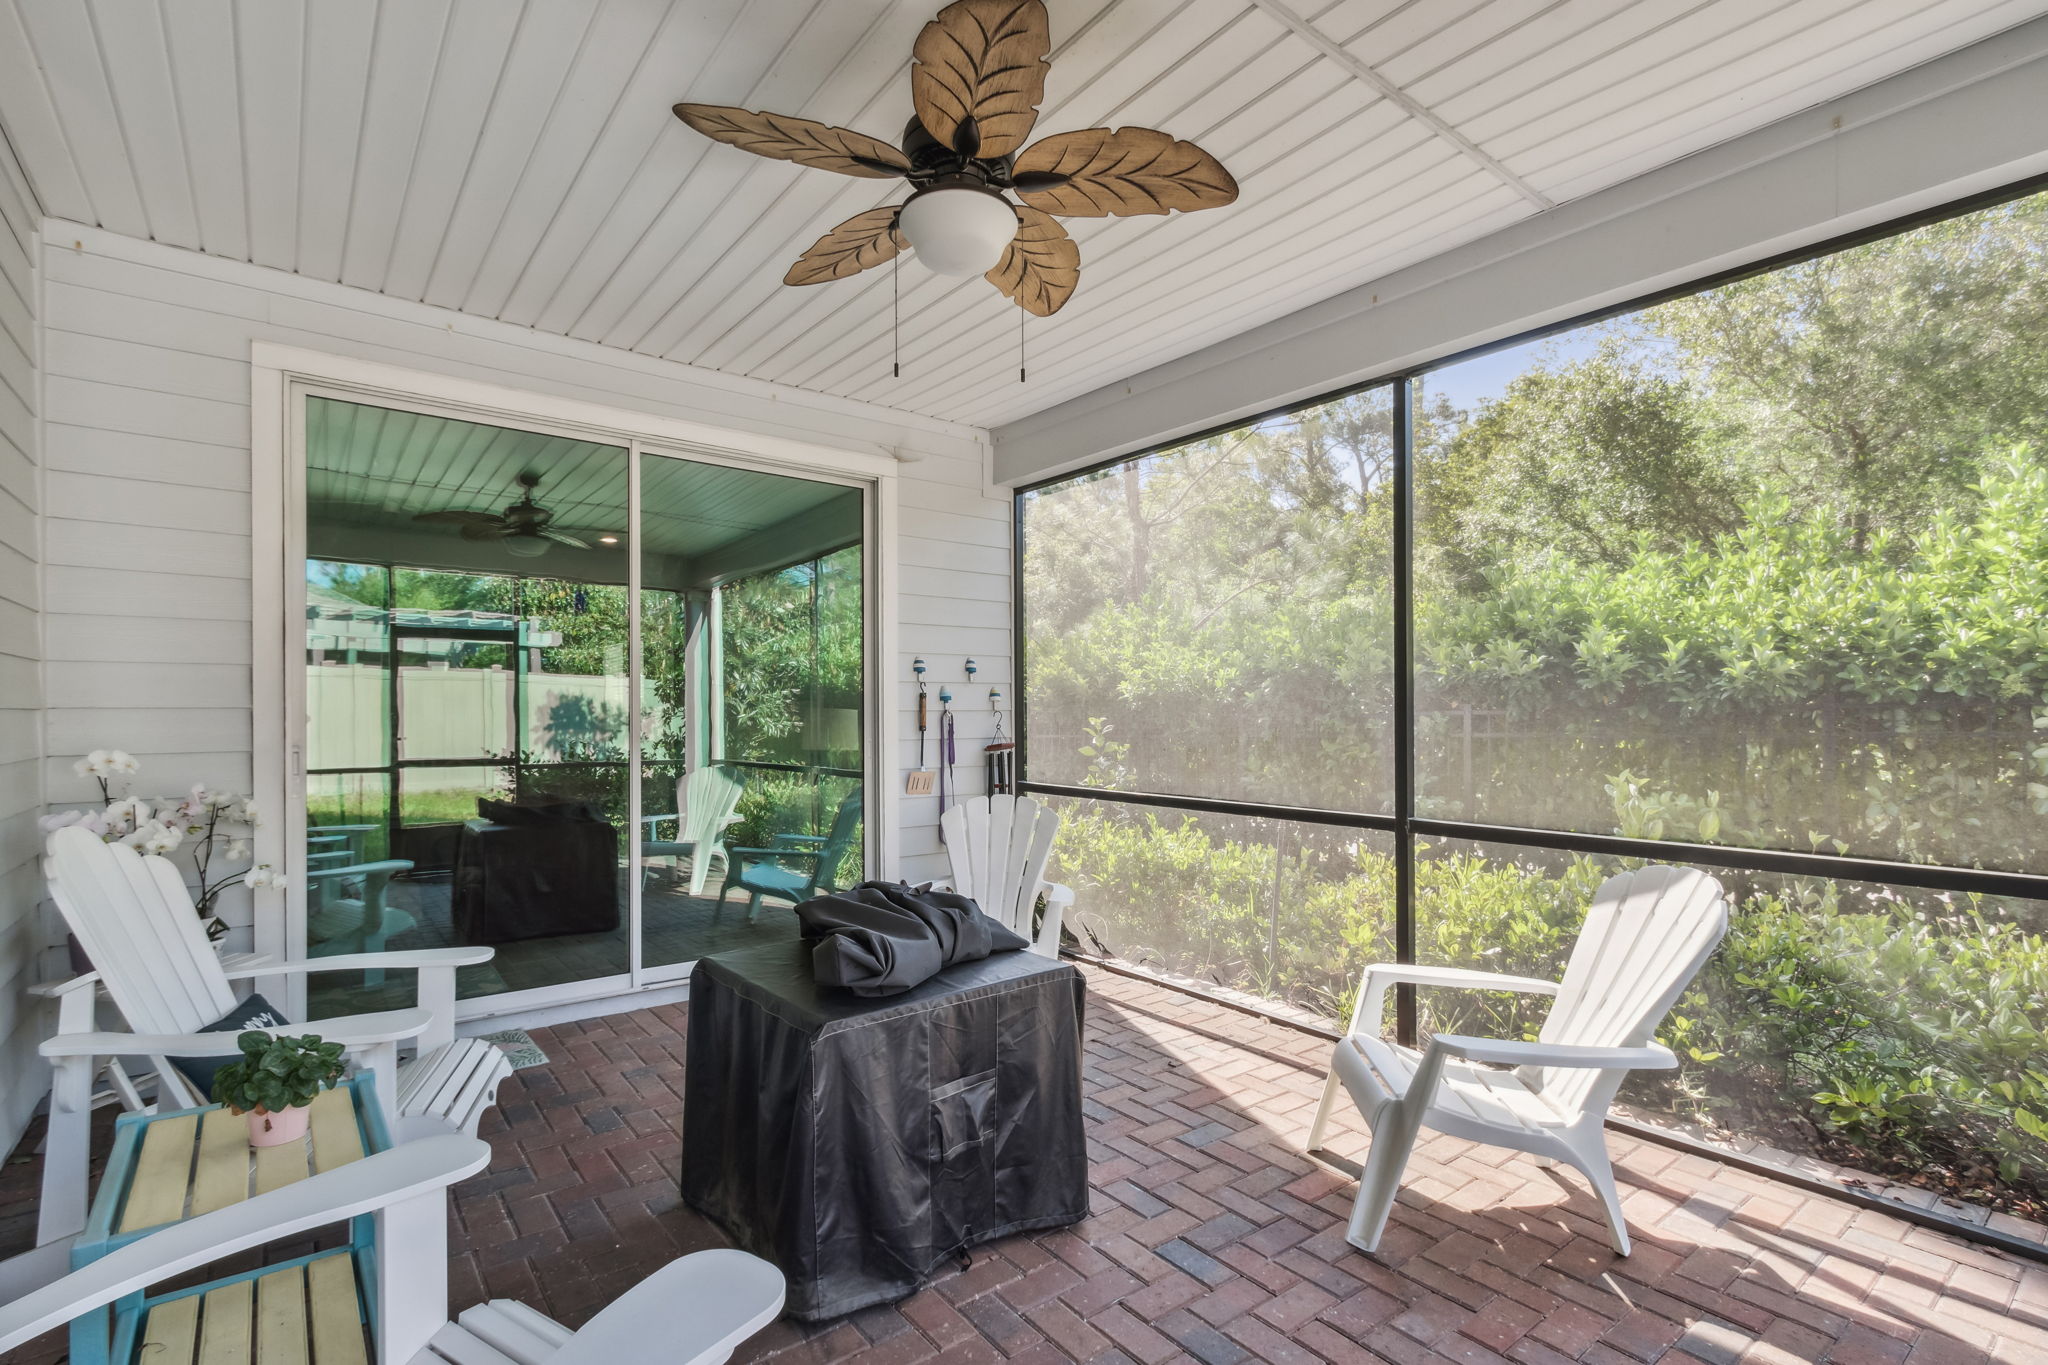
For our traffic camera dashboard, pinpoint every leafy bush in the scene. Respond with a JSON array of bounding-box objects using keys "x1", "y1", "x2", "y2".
[
  {"x1": 1050, "y1": 793, "x2": 2048, "y2": 1210},
  {"x1": 211, "y1": 1031, "x2": 347, "y2": 1115}
]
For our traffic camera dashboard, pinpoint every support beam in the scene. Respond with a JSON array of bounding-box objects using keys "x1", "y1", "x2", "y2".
[{"x1": 1247, "y1": 0, "x2": 1551, "y2": 210}]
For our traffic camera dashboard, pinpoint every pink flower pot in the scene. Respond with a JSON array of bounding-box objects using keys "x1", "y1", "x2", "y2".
[{"x1": 245, "y1": 1103, "x2": 311, "y2": 1147}]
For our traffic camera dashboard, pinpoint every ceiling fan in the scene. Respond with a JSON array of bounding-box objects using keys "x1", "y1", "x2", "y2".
[
  {"x1": 672, "y1": 0, "x2": 1239, "y2": 317},
  {"x1": 412, "y1": 474, "x2": 592, "y2": 559}
]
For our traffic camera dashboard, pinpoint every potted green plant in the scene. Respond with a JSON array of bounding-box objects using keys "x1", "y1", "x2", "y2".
[{"x1": 209, "y1": 1030, "x2": 347, "y2": 1147}]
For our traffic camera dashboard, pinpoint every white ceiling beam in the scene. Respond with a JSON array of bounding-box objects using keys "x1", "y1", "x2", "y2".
[{"x1": 1245, "y1": 0, "x2": 1554, "y2": 210}]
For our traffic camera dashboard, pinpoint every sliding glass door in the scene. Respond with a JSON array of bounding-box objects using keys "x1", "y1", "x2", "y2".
[
  {"x1": 297, "y1": 396, "x2": 868, "y2": 1019},
  {"x1": 636, "y1": 451, "x2": 865, "y2": 970}
]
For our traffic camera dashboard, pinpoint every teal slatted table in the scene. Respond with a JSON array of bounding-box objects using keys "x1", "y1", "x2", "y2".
[{"x1": 68, "y1": 1071, "x2": 392, "y2": 1365}]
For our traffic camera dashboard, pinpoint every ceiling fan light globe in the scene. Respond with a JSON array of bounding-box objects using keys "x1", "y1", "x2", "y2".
[
  {"x1": 898, "y1": 187, "x2": 1017, "y2": 276},
  {"x1": 502, "y1": 535, "x2": 551, "y2": 559}
]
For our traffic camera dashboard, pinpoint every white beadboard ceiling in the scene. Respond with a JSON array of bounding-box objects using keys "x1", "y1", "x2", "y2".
[{"x1": 2, "y1": 0, "x2": 2040, "y2": 431}]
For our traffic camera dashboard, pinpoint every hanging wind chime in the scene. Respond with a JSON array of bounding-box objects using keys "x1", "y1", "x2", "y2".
[{"x1": 985, "y1": 688, "x2": 1015, "y2": 795}]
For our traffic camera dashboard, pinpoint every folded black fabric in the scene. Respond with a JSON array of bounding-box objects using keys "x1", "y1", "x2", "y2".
[{"x1": 796, "y1": 880, "x2": 1029, "y2": 996}]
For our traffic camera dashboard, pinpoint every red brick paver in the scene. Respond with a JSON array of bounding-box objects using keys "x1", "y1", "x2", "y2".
[{"x1": 8, "y1": 965, "x2": 2047, "y2": 1364}]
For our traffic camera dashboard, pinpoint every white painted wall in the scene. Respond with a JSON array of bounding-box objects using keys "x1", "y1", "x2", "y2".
[
  {"x1": 991, "y1": 17, "x2": 2048, "y2": 484},
  {"x1": 0, "y1": 128, "x2": 40, "y2": 1153},
  {"x1": 33, "y1": 226, "x2": 1009, "y2": 956}
]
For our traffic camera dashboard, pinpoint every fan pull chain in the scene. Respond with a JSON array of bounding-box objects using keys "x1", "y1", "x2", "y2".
[
  {"x1": 1018, "y1": 307, "x2": 1027, "y2": 383},
  {"x1": 892, "y1": 252, "x2": 901, "y2": 380}
]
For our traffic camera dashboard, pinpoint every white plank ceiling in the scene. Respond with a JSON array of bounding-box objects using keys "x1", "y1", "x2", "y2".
[{"x1": 2, "y1": 0, "x2": 2040, "y2": 431}]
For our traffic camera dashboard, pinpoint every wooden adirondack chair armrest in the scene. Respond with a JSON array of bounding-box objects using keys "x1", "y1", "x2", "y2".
[
  {"x1": 0, "y1": 1135, "x2": 491, "y2": 1356},
  {"x1": 32, "y1": 956, "x2": 283, "y2": 1000},
  {"x1": 28, "y1": 972, "x2": 102, "y2": 998},
  {"x1": 221, "y1": 946, "x2": 494, "y2": 976},
  {"x1": 42, "y1": 1007, "x2": 435, "y2": 1058},
  {"x1": 1350, "y1": 963, "x2": 1561, "y2": 1037},
  {"x1": 545, "y1": 1250, "x2": 785, "y2": 1365},
  {"x1": 1428, "y1": 1034, "x2": 1678, "y2": 1071}
]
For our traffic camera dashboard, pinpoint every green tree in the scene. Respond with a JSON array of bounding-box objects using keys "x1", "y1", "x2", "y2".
[
  {"x1": 1648, "y1": 193, "x2": 2048, "y2": 549},
  {"x1": 1418, "y1": 341, "x2": 1742, "y2": 584}
]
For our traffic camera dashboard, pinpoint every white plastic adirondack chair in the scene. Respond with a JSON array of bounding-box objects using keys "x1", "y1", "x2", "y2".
[
  {"x1": 640, "y1": 765, "x2": 745, "y2": 896},
  {"x1": 1307, "y1": 864, "x2": 1729, "y2": 1256},
  {"x1": 0, "y1": 1134, "x2": 786, "y2": 1365},
  {"x1": 35, "y1": 827, "x2": 513, "y2": 1245},
  {"x1": 938, "y1": 795, "x2": 1071, "y2": 958}
]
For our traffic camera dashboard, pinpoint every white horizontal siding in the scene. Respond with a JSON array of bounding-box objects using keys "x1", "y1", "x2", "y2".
[
  {"x1": 0, "y1": 122, "x2": 38, "y2": 1154},
  {"x1": 38, "y1": 229, "x2": 1006, "y2": 911}
]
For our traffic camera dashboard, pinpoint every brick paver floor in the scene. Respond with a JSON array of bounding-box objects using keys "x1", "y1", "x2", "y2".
[{"x1": 9, "y1": 964, "x2": 2047, "y2": 1363}]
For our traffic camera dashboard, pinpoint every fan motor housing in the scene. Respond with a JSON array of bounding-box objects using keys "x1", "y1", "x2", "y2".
[{"x1": 901, "y1": 116, "x2": 1016, "y2": 188}]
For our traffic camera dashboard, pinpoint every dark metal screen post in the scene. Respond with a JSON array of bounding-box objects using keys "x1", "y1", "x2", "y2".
[{"x1": 1391, "y1": 380, "x2": 1417, "y2": 1046}]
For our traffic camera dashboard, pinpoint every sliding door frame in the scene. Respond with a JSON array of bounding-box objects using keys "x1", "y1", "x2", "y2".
[{"x1": 251, "y1": 343, "x2": 899, "y2": 1024}]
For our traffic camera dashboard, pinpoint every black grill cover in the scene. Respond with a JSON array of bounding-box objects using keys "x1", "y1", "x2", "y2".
[
  {"x1": 452, "y1": 817, "x2": 620, "y2": 944},
  {"x1": 682, "y1": 939, "x2": 1089, "y2": 1320}
]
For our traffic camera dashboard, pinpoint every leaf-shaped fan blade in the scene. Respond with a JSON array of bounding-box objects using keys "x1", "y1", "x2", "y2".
[
  {"x1": 414, "y1": 510, "x2": 507, "y2": 530},
  {"x1": 911, "y1": 0, "x2": 1050, "y2": 160},
  {"x1": 672, "y1": 104, "x2": 910, "y2": 178},
  {"x1": 785, "y1": 208, "x2": 907, "y2": 286},
  {"x1": 459, "y1": 523, "x2": 513, "y2": 542},
  {"x1": 540, "y1": 528, "x2": 592, "y2": 549},
  {"x1": 1013, "y1": 127, "x2": 1238, "y2": 217},
  {"x1": 985, "y1": 206, "x2": 1079, "y2": 316}
]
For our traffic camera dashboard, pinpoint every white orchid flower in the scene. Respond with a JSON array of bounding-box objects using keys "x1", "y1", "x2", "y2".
[
  {"x1": 240, "y1": 798, "x2": 260, "y2": 824},
  {"x1": 226, "y1": 838, "x2": 251, "y2": 862},
  {"x1": 105, "y1": 797, "x2": 151, "y2": 828},
  {"x1": 142, "y1": 823, "x2": 184, "y2": 856},
  {"x1": 108, "y1": 750, "x2": 140, "y2": 774}
]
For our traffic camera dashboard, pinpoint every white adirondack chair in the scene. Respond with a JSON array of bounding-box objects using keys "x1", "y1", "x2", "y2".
[
  {"x1": 640, "y1": 765, "x2": 745, "y2": 896},
  {"x1": 306, "y1": 858, "x2": 419, "y2": 984},
  {"x1": 35, "y1": 827, "x2": 513, "y2": 1245},
  {"x1": 1307, "y1": 864, "x2": 1729, "y2": 1256},
  {"x1": 0, "y1": 1134, "x2": 786, "y2": 1365},
  {"x1": 938, "y1": 795, "x2": 1072, "y2": 958}
]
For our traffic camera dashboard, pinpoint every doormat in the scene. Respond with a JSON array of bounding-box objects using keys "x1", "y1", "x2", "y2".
[{"x1": 480, "y1": 1029, "x2": 550, "y2": 1070}]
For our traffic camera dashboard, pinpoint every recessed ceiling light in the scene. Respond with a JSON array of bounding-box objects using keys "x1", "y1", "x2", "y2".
[{"x1": 599, "y1": 535, "x2": 619, "y2": 545}]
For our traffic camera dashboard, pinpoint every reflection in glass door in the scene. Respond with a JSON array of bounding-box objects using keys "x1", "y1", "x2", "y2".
[
  {"x1": 300, "y1": 396, "x2": 869, "y2": 1016},
  {"x1": 303, "y1": 398, "x2": 630, "y2": 1015},
  {"x1": 637, "y1": 452, "x2": 865, "y2": 971}
]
